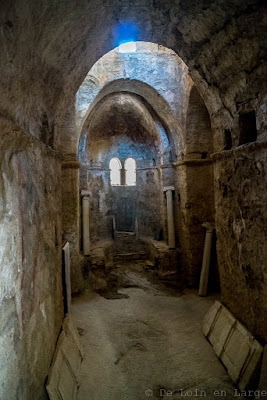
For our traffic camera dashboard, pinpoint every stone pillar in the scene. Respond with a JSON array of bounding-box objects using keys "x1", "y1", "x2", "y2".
[
  {"x1": 164, "y1": 186, "x2": 175, "y2": 249},
  {"x1": 61, "y1": 161, "x2": 83, "y2": 293},
  {"x1": 199, "y1": 222, "x2": 215, "y2": 297},
  {"x1": 81, "y1": 190, "x2": 90, "y2": 255}
]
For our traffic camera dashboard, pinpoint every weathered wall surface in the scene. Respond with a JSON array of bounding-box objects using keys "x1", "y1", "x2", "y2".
[
  {"x1": 84, "y1": 92, "x2": 162, "y2": 153},
  {"x1": 175, "y1": 160, "x2": 215, "y2": 287},
  {"x1": 86, "y1": 168, "x2": 162, "y2": 243},
  {"x1": 80, "y1": 133, "x2": 162, "y2": 244},
  {"x1": 0, "y1": 0, "x2": 265, "y2": 377},
  {"x1": 77, "y1": 42, "x2": 192, "y2": 133},
  {"x1": 0, "y1": 1, "x2": 264, "y2": 154},
  {"x1": 78, "y1": 91, "x2": 167, "y2": 247},
  {"x1": 185, "y1": 86, "x2": 213, "y2": 156},
  {"x1": 174, "y1": 86, "x2": 215, "y2": 287},
  {"x1": 61, "y1": 162, "x2": 84, "y2": 294},
  {"x1": 213, "y1": 143, "x2": 267, "y2": 343},
  {"x1": 0, "y1": 119, "x2": 63, "y2": 400}
]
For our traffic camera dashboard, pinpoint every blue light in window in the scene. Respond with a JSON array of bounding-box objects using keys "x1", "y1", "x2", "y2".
[{"x1": 114, "y1": 23, "x2": 139, "y2": 46}]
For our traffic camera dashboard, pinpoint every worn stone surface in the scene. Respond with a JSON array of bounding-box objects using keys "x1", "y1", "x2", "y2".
[
  {"x1": 1, "y1": 1, "x2": 264, "y2": 150},
  {"x1": 173, "y1": 85, "x2": 216, "y2": 288},
  {"x1": 87, "y1": 93, "x2": 162, "y2": 149},
  {"x1": 0, "y1": 118, "x2": 63, "y2": 400},
  {"x1": 213, "y1": 143, "x2": 267, "y2": 343},
  {"x1": 46, "y1": 314, "x2": 83, "y2": 400},
  {"x1": 258, "y1": 345, "x2": 267, "y2": 392},
  {"x1": 176, "y1": 161, "x2": 216, "y2": 287},
  {"x1": 0, "y1": 1, "x2": 266, "y2": 396},
  {"x1": 202, "y1": 300, "x2": 222, "y2": 337},
  {"x1": 203, "y1": 301, "x2": 263, "y2": 390},
  {"x1": 207, "y1": 304, "x2": 236, "y2": 357},
  {"x1": 72, "y1": 267, "x2": 236, "y2": 400},
  {"x1": 185, "y1": 85, "x2": 213, "y2": 156},
  {"x1": 142, "y1": 238, "x2": 181, "y2": 279},
  {"x1": 78, "y1": 79, "x2": 214, "y2": 288},
  {"x1": 80, "y1": 238, "x2": 182, "y2": 294},
  {"x1": 79, "y1": 115, "x2": 164, "y2": 244},
  {"x1": 77, "y1": 42, "x2": 192, "y2": 152},
  {"x1": 61, "y1": 163, "x2": 84, "y2": 293}
]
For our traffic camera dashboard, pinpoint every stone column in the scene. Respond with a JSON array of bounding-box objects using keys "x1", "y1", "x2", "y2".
[
  {"x1": 81, "y1": 190, "x2": 90, "y2": 256},
  {"x1": 199, "y1": 222, "x2": 215, "y2": 296},
  {"x1": 164, "y1": 186, "x2": 176, "y2": 249}
]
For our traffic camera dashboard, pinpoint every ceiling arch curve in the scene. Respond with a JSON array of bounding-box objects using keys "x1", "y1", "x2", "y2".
[
  {"x1": 76, "y1": 79, "x2": 183, "y2": 159},
  {"x1": 0, "y1": 0, "x2": 263, "y2": 151},
  {"x1": 86, "y1": 92, "x2": 163, "y2": 148}
]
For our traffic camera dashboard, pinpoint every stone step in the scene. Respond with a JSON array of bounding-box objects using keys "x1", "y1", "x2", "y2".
[{"x1": 113, "y1": 252, "x2": 148, "y2": 262}]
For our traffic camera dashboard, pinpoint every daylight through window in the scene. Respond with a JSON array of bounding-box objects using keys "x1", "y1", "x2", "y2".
[
  {"x1": 109, "y1": 158, "x2": 122, "y2": 185},
  {"x1": 125, "y1": 158, "x2": 136, "y2": 186}
]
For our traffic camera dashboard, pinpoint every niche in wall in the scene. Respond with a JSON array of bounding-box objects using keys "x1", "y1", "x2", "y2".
[
  {"x1": 224, "y1": 129, "x2": 232, "y2": 150},
  {"x1": 185, "y1": 86, "x2": 213, "y2": 157},
  {"x1": 238, "y1": 110, "x2": 257, "y2": 145},
  {"x1": 183, "y1": 85, "x2": 217, "y2": 289}
]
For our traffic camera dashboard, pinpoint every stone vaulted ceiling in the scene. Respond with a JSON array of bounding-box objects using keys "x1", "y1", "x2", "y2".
[
  {"x1": 0, "y1": 0, "x2": 265, "y2": 146},
  {"x1": 88, "y1": 92, "x2": 161, "y2": 147}
]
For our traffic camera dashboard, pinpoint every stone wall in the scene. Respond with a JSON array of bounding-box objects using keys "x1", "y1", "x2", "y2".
[
  {"x1": 86, "y1": 168, "x2": 162, "y2": 243},
  {"x1": 185, "y1": 86, "x2": 213, "y2": 156},
  {"x1": 0, "y1": 4, "x2": 265, "y2": 400},
  {"x1": 0, "y1": 1, "x2": 264, "y2": 152},
  {"x1": 174, "y1": 85, "x2": 215, "y2": 287},
  {"x1": 80, "y1": 133, "x2": 162, "y2": 244},
  {"x1": 175, "y1": 160, "x2": 215, "y2": 287},
  {"x1": 0, "y1": 119, "x2": 63, "y2": 400},
  {"x1": 61, "y1": 162, "x2": 83, "y2": 294},
  {"x1": 76, "y1": 42, "x2": 192, "y2": 134},
  {"x1": 213, "y1": 142, "x2": 267, "y2": 343}
]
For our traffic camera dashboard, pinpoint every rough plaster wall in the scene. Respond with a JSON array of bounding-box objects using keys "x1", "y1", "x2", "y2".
[
  {"x1": 0, "y1": 119, "x2": 63, "y2": 400},
  {"x1": 78, "y1": 93, "x2": 164, "y2": 246},
  {"x1": 80, "y1": 81, "x2": 181, "y2": 159},
  {"x1": 137, "y1": 168, "x2": 162, "y2": 238},
  {"x1": 61, "y1": 163, "x2": 83, "y2": 294},
  {"x1": 176, "y1": 162, "x2": 215, "y2": 287},
  {"x1": 0, "y1": 0, "x2": 264, "y2": 151},
  {"x1": 84, "y1": 170, "x2": 162, "y2": 244},
  {"x1": 185, "y1": 86, "x2": 213, "y2": 156},
  {"x1": 0, "y1": 0, "x2": 265, "y2": 363},
  {"x1": 175, "y1": 87, "x2": 215, "y2": 287},
  {"x1": 0, "y1": 0, "x2": 112, "y2": 142},
  {"x1": 159, "y1": 166, "x2": 176, "y2": 243},
  {"x1": 76, "y1": 42, "x2": 192, "y2": 132},
  {"x1": 85, "y1": 170, "x2": 112, "y2": 243},
  {"x1": 87, "y1": 92, "x2": 162, "y2": 149},
  {"x1": 213, "y1": 143, "x2": 267, "y2": 343},
  {"x1": 80, "y1": 134, "x2": 162, "y2": 243},
  {"x1": 87, "y1": 137, "x2": 160, "y2": 168}
]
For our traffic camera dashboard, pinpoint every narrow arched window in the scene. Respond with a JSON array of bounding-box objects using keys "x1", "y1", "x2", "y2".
[
  {"x1": 109, "y1": 158, "x2": 122, "y2": 185},
  {"x1": 125, "y1": 158, "x2": 136, "y2": 186}
]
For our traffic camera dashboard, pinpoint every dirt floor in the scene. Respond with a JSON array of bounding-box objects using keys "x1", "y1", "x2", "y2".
[{"x1": 71, "y1": 263, "x2": 237, "y2": 400}]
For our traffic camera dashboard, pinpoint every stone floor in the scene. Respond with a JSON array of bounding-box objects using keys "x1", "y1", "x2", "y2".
[{"x1": 71, "y1": 263, "x2": 237, "y2": 400}]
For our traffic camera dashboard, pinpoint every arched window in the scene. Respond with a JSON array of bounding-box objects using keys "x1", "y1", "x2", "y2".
[
  {"x1": 109, "y1": 158, "x2": 122, "y2": 185},
  {"x1": 125, "y1": 158, "x2": 136, "y2": 186}
]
